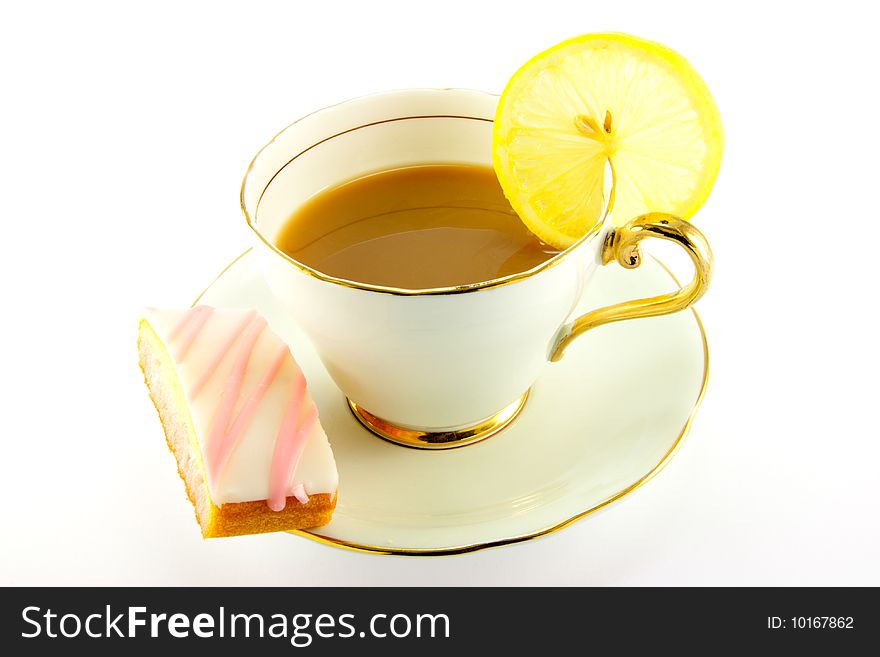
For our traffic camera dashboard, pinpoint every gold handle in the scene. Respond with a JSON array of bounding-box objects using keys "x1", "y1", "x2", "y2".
[{"x1": 551, "y1": 212, "x2": 713, "y2": 362}]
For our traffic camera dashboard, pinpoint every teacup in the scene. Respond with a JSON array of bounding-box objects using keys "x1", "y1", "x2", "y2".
[{"x1": 242, "y1": 89, "x2": 712, "y2": 448}]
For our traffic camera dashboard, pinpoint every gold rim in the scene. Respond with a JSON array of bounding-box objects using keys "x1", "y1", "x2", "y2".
[
  {"x1": 347, "y1": 391, "x2": 529, "y2": 450},
  {"x1": 191, "y1": 249, "x2": 252, "y2": 306},
  {"x1": 240, "y1": 89, "x2": 607, "y2": 297},
  {"x1": 194, "y1": 251, "x2": 707, "y2": 556}
]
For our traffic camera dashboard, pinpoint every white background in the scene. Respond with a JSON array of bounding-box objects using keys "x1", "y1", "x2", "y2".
[{"x1": 2, "y1": 0, "x2": 878, "y2": 586}]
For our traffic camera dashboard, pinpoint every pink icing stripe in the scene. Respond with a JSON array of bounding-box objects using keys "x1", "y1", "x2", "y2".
[
  {"x1": 174, "y1": 306, "x2": 214, "y2": 361},
  {"x1": 268, "y1": 370, "x2": 318, "y2": 512},
  {"x1": 292, "y1": 484, "x2": 309, "y2": 505},
  {"x1": 189, "y1": 310, "x2": 257, "y2": 399},
  {"x1": 204, "y1": 316, "x2": 267, "y2": 483},
  {"x1": 168, "y1": 306, "x2": 198, "y2": 341},
  {"x1": 213, "y1": 344, "x2": 289, "y2": 479},
  {"x1": 269, "y1": 408, "x2": 317, "y2": 512}
]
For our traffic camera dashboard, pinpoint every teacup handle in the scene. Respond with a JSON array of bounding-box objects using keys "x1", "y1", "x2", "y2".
[{"x1": 550, "y1": 212, "x2": 713, "y2": 361}]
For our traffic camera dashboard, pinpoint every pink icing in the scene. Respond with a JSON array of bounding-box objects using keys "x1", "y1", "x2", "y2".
[
  {"x1": 189, "y1": 310, "x2": 257, "y2": 399},
  {"x1": 204, "y1": 316, "x2": 267, "y2": 483},
  {"x1": 162, "y1": 307, "x2": 319, "y2": 512},
  {"x1": 292, "y1": 484, "x2": 309, "y2": 505},
  {"x1": 174, "y1": 306, "x2": 214, "y2": 361},
  {"x1": 213, "y1": 344, "x2": 289, "y2": 479},
  {"x1": 268, "y1": 369, "x2": 318, "y2": 511},
  {"x1": 168, "y1": 305, "x2": 198, "y2": 341}
]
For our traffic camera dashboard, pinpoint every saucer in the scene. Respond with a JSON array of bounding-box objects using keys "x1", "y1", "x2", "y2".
[{"x1": 196, "y1": 249, "x2": 708, "y2": 555}]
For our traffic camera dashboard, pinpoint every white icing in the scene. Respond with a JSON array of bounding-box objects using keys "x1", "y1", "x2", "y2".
[{"x1": 146, "y1": 308, "x2": 338, "y2": 505}]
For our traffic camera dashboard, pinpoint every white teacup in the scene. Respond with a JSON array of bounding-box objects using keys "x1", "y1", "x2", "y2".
[{"x1": 242, "y1": 89, "x2": 712, "y2": 449}]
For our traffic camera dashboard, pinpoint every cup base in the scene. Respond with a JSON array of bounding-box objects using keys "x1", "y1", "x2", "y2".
[{"x1": 346, "y1": 390, "x2": 530, "y2": 450}]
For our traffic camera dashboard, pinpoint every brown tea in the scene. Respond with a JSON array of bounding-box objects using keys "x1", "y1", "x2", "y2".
[{"x1": 274, "y1": 164, "x2": 558, "y2": 289}]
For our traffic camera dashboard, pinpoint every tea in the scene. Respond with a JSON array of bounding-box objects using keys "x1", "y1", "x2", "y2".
[{"x1": 275, "y1": 164, "x2": 558, "y2": 289}]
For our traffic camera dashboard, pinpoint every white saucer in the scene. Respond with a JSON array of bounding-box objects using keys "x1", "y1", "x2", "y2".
[{"x1": 196, "y1": 249, "x2": 708, "y2": 555}]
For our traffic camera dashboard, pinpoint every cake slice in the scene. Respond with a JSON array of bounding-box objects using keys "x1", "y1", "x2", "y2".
[{"x1": 138, "y1": 306, "x2": 337, "y2": 538}]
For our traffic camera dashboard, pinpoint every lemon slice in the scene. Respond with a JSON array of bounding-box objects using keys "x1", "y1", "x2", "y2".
[{"x1": 493, "y1": 33, "x2": 723, "y2": 248}]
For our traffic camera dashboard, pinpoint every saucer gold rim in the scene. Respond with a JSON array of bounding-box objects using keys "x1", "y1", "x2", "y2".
[{"x1": 194, "y1": 251, "x2": 709, "y2": 557}]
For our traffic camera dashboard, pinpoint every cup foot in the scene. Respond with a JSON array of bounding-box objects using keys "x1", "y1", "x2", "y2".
[{"x1": 347, "y1": 391, "x2": 530, "y2": 450}]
